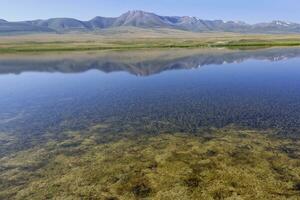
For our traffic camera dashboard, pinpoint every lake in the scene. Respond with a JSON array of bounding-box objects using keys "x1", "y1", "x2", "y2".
[{"x1": 0, "y1": 48, "x2": 300, "y2": 199}]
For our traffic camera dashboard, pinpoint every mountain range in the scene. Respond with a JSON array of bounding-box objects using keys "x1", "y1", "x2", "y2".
[{"x1": 1, "y1": 10, "x2": 300, "y2": 34}]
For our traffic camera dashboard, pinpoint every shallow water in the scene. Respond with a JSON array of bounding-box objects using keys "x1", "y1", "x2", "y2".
[{"x1": 0, "y1": 48, "x2": 300, "y2": 199}]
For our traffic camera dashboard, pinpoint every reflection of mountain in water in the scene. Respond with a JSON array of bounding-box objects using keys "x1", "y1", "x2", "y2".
[{"x1": 0, "y1": 47, "x2": 300, "y2": 76}]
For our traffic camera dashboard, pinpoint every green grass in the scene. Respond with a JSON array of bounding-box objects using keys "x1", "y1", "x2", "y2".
[
  {"x1": 1, "y1": 37, "x2": 300, "y2": 53},
  {"x1": 218, "y1": 39, "x2": 300, "y2": 49}
]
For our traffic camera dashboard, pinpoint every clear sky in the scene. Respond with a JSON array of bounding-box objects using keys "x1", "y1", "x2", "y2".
[{"x1": 1, "y1": 0, "x2": 300, "y2": 23}]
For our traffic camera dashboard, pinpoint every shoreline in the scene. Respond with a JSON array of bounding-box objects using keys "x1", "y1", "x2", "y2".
[{"x1": 1, "y1": 34, "x2": 300, "y2": 53}]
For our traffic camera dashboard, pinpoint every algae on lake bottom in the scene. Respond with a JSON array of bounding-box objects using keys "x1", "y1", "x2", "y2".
[{"x1": 1, "y1": 126, "x2": 300, "y2": 200}]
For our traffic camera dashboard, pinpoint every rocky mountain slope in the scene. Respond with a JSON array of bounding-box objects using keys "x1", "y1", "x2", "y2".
[{"x1": 1, "y1": 10, "x2": 300, "y2": 34}]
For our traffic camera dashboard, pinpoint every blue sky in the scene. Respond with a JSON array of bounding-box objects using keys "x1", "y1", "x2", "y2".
[{"x1": 1, "y1": 0, "x2": 300, "y2": 23}]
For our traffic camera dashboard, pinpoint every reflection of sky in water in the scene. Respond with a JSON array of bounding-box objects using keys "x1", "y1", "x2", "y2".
[{"x1": 0, "y1": 50, "x2": 300, "y2": 137}]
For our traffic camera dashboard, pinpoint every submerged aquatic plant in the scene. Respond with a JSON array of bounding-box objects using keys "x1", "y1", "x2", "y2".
[{"x1": 0, "y1": 125, "x2": 300, "y2": 199}]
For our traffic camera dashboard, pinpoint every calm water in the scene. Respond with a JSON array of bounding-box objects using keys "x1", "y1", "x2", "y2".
[
  {"x1": 0, "y1": 48, "x2": 300, "y2": 138},
  {"x1": 1, "y1": 48, "x2": 300, "y2": 199}
]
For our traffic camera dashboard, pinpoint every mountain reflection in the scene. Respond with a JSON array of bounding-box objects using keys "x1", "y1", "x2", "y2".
[{"x1": 0, "y1": 47, "x2": 300, "y2": 76}]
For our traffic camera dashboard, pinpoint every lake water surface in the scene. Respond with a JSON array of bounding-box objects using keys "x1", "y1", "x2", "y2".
[{"x1": 1, "y1": 48, "x2": 300, "y2": 199}]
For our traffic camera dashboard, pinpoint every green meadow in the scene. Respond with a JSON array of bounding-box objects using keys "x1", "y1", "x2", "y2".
[{"x1": 1, "y1": 32, "x2": 300, "y2": 53}]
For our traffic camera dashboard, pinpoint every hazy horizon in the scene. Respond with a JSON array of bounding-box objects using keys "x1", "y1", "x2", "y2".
[{"x1": 1, "y1": 0, "x2": 300, "y2": 24}]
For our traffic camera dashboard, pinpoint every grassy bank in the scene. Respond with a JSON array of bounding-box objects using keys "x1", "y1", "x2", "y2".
[{"x1": 1, "y1": 33, "x2": 300, "y2": 53}]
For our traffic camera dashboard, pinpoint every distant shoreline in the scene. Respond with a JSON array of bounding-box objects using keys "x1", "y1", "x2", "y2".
[{"x1": 1, "y1": 33, "x2": 300, "y2": 53}]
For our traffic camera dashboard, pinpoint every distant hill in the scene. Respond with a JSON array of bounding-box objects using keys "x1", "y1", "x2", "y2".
[
  {"x1": 1, "y1": 10, "x2": 300, "y2": 34},
  {"x1": 0, "y1": 18, "x2": 54, "y2": 34},
  {"x1": 25, "y1": 18, "x2": 88, "y2": 32}
]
